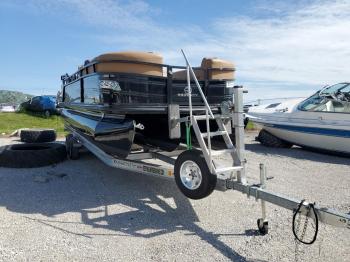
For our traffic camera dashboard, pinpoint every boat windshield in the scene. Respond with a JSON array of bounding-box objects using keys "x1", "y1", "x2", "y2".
[
  {"x1": 299, "y1": 83, "x2": 350, "y2": 113},
  {"x1": 319, "y1": 83, "x2": 350, "y2": 95}
]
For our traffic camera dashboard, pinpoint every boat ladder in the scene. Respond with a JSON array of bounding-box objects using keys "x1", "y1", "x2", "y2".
[{"x1": 181, "y1": 50, "x2": 245, "y2": 181}]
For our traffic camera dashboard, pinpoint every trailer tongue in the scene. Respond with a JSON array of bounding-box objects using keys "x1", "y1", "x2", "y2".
[{"x1": 65, "y1": 50, "x2": 350, "y2": 244}]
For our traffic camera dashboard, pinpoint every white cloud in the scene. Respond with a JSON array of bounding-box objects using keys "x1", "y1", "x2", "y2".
[
  {"x1": 214, "y1": 0, "x2": 350, "y2": 87},
  {"x1": 3, "y1": 0, "x2": 350, "y2": 100}
]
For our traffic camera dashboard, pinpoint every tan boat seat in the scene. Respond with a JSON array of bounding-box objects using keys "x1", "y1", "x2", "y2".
[
  {"x1": 201, "y1": 58, "x2": 235, "y2": 80},
  {"x1": 172, "y1": 57, "x2": 235, "y2": 80},
  {"x1": 83, "y1": 51, "x2": 164, "y2": 76}
]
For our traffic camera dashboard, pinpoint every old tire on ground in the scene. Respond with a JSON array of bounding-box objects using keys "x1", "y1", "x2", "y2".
[
  {"x1": 20, "y1": 129, "x2": 56, "y2": 143},
  {"x1": 257, "y1": 129, "x2": 293, "y2": 148},
  {"x1": 174, "y1": 150, "x2": 217, "y2": 200},
  {"x1": 0, "y1": 143, "x2": 66, "y2": 168}
]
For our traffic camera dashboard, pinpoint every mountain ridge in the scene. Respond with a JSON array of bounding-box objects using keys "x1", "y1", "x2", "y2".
[{"x1": 0, "y1": 90, "x2": 34, "y2": 104}]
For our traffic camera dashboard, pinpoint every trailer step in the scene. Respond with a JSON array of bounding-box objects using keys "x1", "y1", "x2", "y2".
[
  {"x1": 215, "y1": 166, "x2": 243, "y2": 174},
  {"x1": 201, "y1": 130, "x2": 227, "y2": 138},
  {"x1": 193, "y1": 115, "x2": 222, "y2": 120}
]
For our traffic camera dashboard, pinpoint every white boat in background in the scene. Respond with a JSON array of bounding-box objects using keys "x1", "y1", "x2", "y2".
[{"x1": 248, "y1": 83, "x2": 350, "y2": 155}]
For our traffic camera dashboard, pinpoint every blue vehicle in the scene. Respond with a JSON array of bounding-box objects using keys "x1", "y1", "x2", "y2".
[{"x1": 21, "y1": 95, "x2": 57, "y2": 117}]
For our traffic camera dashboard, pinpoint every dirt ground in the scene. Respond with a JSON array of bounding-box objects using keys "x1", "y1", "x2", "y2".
[{"x1": 0, "y1": 132, "x2": 349, "y2": 261}]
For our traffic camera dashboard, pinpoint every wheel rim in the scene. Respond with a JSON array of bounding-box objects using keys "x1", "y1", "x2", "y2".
[{"x1": 179, "y1": 160, "x2": 202, "y2": 190}]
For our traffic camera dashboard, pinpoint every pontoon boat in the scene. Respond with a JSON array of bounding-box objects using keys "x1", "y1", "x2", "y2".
[{"x1": 59, "y1": 51, "x2": 236, "y2": 158}]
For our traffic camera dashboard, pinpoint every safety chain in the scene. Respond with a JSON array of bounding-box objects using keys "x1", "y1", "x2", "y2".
[{"x1": 292, "y1": 199, "x2": 319, "y2": 245}]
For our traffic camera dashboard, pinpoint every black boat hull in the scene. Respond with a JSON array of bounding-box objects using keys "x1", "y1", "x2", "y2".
[{"x1": 62, "y1": 109, "x2": 135, "y2": 158}]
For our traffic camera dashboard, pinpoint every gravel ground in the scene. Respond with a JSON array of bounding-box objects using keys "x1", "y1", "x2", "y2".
[{"x1": 0, "y1": 132, "x2": 349, "y2": 262}]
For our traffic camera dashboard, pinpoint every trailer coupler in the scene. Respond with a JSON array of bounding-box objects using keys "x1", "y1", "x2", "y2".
[{"x1": 220, "y1": 163, "x2": 350, "y2": 242}]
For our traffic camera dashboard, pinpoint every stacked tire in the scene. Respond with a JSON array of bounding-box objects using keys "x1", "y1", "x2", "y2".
[
  {"x1": 0, "y1": 129, "x2": 66, "y2": 168},
  {"x1": 20, "y1": 129, "x2": 56, "y2": 143}
]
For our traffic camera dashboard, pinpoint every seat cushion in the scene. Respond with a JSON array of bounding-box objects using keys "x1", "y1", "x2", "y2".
[
  {"x1": 201, "y1": 58, "x2": 235, "y2": 80},
  {"x1": 93, "y1": 51, "x2": 163, "y2": 64},
  {"x1": 172, "y1": 57, "x2": 235, "y2": 80},
  {"x1": 86, "y1": 51, "x2": 164, "y2": 76}
]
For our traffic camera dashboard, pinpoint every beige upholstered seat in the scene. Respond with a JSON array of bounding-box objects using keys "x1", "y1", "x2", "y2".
[
  {"x1": 201, "y1": 58, "x2": 235, "y2": 80},
  {"x1": 173, "y1": 57, "x2": 235, "y2": 80},
  {"x1": 83, "y1": 51, "x2": 164, "y2": 76}
]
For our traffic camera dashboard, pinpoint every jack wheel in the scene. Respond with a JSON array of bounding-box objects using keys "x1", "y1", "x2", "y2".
[
  {"x1": 257, "y1": 218, "x2": 269, "y2": 235},
  {"x1": 174, "y1": 150, "x2": 217, "y2": 200}
]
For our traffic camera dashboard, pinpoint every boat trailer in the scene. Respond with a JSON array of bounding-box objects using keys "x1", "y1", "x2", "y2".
[{"x1": 65, "y1": 50, "x2": 350, "y2": 243}]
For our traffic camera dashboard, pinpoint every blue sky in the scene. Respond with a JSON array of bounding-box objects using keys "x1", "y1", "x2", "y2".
[{"x1": 1, "y1": 0, "x2": 349, "y2": 101}]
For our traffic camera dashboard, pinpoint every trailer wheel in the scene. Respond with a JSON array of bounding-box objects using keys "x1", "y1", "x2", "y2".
[
  {"x1": 174, "y1": 150, "x2": 217, "y2": 200},
  {"x1": 257, "y1": 129, "x2": 293, "y2": 148},
  {"x1": 65, "y1": 134, "x2": 80, "y2": 160}
]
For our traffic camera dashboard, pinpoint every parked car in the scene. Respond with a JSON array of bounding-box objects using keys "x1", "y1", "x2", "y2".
[
  {"x1": 21, "y1": 95, "x2": 57, "y2": 117},
  {"x1": 0, "y1": 104, "x2": 17, "y2": 112}
]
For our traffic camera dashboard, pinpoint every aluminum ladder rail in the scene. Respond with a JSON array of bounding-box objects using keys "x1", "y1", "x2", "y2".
[{"x1": 181, "y1": 50, "x2": 244, "y2": 179}]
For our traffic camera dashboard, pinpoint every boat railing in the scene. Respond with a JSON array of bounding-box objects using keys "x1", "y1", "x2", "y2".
[{"x1": 61, "y1": 59, "x2": 234, "y2": 85}]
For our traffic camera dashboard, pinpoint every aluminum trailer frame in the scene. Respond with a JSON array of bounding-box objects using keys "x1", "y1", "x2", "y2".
[
  {"x1": 65, "y1": 51, "x2": 350, "y2": 242},
  {"x1": 66, "y1": 91, "x2": 350, "y2": 238}
]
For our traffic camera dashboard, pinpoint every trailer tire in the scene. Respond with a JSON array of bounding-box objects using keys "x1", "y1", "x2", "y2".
[
  {"x1": 257, "y1": 129, "x2": 293, "y2": 148},
  {"x1": 174, "y1": 150, "x2": 217, "y2": 200},
  {"x1": 20, "y1": 129, "x2": 57, "y2": 143},
  {"x1": 0, "y1": 143, "x2": 66, "y2": 168},
  {"x1": 65, "y1": 134, "x2": 80, "y2": 160}
]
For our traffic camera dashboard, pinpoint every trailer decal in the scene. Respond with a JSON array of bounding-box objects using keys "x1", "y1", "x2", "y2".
[{"x1": 143, "y1": 166, "x2": 164, "y2": 176}]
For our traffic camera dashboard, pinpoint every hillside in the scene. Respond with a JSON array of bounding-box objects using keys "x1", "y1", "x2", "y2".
[{"x1": 0, "y1": 90, "x2": 33, "y2": 104}]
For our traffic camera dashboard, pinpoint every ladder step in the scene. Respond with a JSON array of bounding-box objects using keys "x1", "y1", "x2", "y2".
[
  {"x1": 211, "y1": 148, "x2": 235, "y2": 156},
  {"x1": 193, "y1": 115, "x2": 222, "y2": 120},
  {"x1": 201, "y1": 130, "x2": 227, "y2": 138},
  {"x1": 215, "y1": 166, "x2": 242, "y2": 174},
  {"x1": 193, "y1": 115, "x2": 211, "y2": 120}
]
